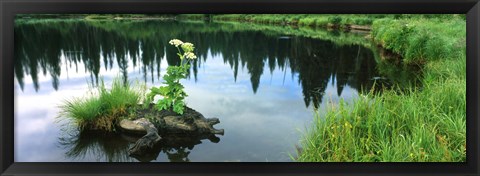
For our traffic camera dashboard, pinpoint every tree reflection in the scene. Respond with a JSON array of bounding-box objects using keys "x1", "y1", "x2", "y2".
[
  {"x1": 15, "y1": 19, "x2": 386, "y2": 108},
  {"x1": 58, "y1": 130, "x2": 135, "y2": 162}
]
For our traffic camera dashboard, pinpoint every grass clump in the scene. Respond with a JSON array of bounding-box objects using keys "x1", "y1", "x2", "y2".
[{"x1": 59, "y1": 77, "x2": 144, "y2": 132}]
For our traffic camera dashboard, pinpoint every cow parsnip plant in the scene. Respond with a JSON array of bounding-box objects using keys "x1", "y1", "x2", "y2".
[{"x1": 145, "y1": 39, "x2": 197, "y2": 114}]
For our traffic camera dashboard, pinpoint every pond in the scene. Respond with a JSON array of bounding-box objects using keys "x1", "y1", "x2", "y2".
[{"x1": 15, "y1": 19, "x2": 396, "y2": 162}]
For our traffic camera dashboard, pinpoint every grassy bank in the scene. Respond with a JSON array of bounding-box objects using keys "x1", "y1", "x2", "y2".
[
  {"x1": 207, "y1": 21, "x2": 373, "y2": 48},
  {"x1": 295, "y1": 16, "x2": 466, "y2": 162},
  {"x1": 58, "y1": 78, "x2": 145, "y2": 132},
  {"x1": 16, "y1": 14, "x2": 174, "y2": 20},
  {"x1": 182, "y1": 14, "x2": 463, "y2": 31},
  {"x1": 209, "y1": 14, "x2": 380, "y2": 28},
  {"x1": 85, "y1": 14, "x2": 174, "y2": 20}
]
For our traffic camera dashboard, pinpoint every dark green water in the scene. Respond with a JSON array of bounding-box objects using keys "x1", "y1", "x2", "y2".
[{"x1": 14, "y1": 19, "x2": 395, "y2": 162}]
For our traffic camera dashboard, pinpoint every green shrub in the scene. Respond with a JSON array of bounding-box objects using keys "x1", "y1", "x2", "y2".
[
  {"x1": 299, "y1": 18, "x2": 317, "y2": 26},
  {"x1": 372, "y1": 18, "x2": 465, "y2": 64},
  {"x1": 328, "y1": 16, "x2": 342, "y2": 25}
]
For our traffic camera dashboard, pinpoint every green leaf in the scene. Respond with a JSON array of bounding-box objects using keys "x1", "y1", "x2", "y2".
[
  {"x1": 159, "y1": 86, "x2": 169, "y2": 96},
  {"x1": 146, "y1": 92, "x2": 157, "y2": 101},
  {"x1": 150, "y1": 87, "x2": 159, "y2": 92},
  {"x1": 173, "y1": 101, "x2": 185, "y2": 114}
]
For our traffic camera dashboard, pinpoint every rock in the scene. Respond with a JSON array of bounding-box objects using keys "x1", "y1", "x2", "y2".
[
  {"x1": 159, "y1": 115, "x2": 223, "y2": 135},
  {"x1": 119, "y1": 118, "x2": 149, "y2": 135},
  {"x1": 163, "y1": 116, "x2": 197, "y2": 132},
  {"x1": 119, "y1": 105, "x2": 224, "y2": 158}
]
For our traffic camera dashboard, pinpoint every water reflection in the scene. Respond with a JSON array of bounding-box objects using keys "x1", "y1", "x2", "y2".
[
  {"x1": 59, "y1": 130, "x2": 221, "y2": 162},
  {"x1": 59, "y1": 131, "x2": 134, "y2": 162},
  {"x1": 15, "y1": 20, "x2": 378, "y2": 108}
]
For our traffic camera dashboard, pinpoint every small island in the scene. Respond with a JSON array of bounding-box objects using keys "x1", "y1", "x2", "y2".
[{"x1": 58, "y1": 40, "x2": 224, "y2": 157}]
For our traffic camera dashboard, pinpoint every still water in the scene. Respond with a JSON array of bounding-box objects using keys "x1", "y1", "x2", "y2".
[{"x1": 14, "y1": 19, "x2": 383, "y2": 162}]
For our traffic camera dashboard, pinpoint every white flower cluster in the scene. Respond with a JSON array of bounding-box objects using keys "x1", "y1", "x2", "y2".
[
  {"x1": 182, "y1": 42, "x2": 194, "y2": 48},
  {"x1": 169, "y1": 39, "x2": 197, "y2": 60},
  {"x1": 169, "y1": 39, "x2": 184, "y2": 47},
  {"x1": 181, "y1": 42, "x2": 195, "y2": 53},
  {"x1": 184, "y1": 52, "x2": 197, "y2": 60}
]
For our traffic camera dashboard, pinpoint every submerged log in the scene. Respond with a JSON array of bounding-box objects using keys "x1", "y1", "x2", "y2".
[
  {"x1": 127, "y1": 118, "x2": 161, "y2": 156},
  {"x1": 119, "y1": 105, "x2": 224, "y2": 157},
  {"x1": 347, "y1": 24, "x2": 372, "y2": 31}
]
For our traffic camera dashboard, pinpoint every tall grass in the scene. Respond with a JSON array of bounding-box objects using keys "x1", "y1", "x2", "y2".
[
  {"x1": 58, "y1": 77, "x2": 144, "y2": 132},
  {"x1": 296, "y1": 16, "x2": 466, "y2": 162},
  {"x1": 297, "y1": 81, "x2": 465, "y2": 162}
]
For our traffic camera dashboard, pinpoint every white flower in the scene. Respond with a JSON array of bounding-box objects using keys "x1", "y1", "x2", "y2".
[
  {"x1": 169, "y1": 39, "x2": 184, "y2": 47},
  {"x1": 181, "y1": 42, "x2": 195, "y2": 52},
  {"x1": 182, "y1": 42, "x2": 194, "y2": 48},
  {"x1": 184, "y1": 52, "x2": 197, "y2": 60}
]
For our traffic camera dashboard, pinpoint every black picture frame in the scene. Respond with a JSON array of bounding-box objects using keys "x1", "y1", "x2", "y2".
[{"x1": 1, "y1": 0, "x2": 479, "y2": 175}]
